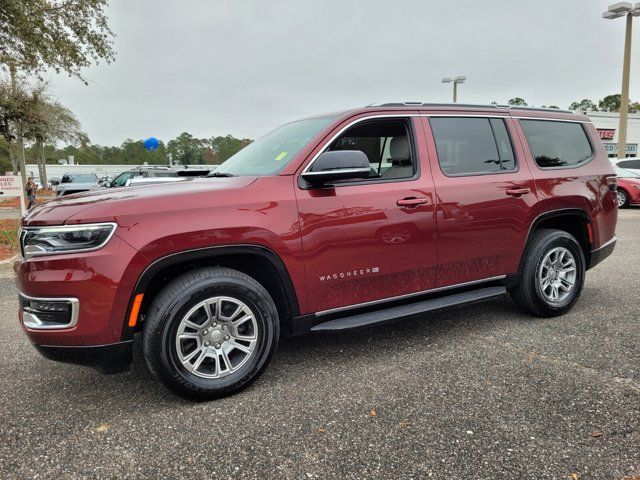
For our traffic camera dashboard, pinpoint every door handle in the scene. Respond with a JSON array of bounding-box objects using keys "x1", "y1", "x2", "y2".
[
  {"x1": 397, "y1": 197, "x2": 429, "y2": 207},
  {"x1": 505, "y1": 188, "x2": 530, "y2": 197}
]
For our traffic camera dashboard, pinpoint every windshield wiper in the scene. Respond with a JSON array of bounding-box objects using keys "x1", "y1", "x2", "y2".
[{"x1": 207, "y1": 172, "x2": 235, "y2": 177}]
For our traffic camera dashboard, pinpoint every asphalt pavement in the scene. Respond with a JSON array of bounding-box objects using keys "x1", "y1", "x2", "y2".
[{"x1": 1, "y1": 210, "x2": 639, "y2": 479}]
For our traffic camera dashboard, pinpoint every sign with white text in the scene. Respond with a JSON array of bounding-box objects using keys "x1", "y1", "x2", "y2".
[{"x1": 603, "y1": 143, "x2": 638, "y2": 155}]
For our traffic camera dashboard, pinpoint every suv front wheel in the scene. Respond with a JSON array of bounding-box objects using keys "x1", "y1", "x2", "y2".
[
  {"x1": 510, "y1": 229, "x2": 586, "y2": 317},
  {"x1": 142, "y1": 267, "x2": 279, "y2": 400}
]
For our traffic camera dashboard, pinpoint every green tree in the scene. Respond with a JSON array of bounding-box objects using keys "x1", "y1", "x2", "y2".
[
  {"x1": 210, "y1": 135, "x2": 252, "y2": 163},
  {"x1": 167, "y1": 132, "x2": 203, "y2": 166},
  {"x1": 507, "y1": 97, "x2": 528, "y2": 106},
  {"x1": 23, "y1": 85, "x2": 87, "y2": 184},
  {"x1": 569, "y1": 99, "x2": 598, "y2": 112},
  {"x1": 0, "y1": 0, "x2": 115, "y2": 83},
  {"x1": 598, "y1": 94, "x2": 621, "y2": 112}
]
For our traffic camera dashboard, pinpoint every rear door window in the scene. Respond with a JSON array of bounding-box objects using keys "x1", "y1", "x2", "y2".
[
  {"x1": 520, "y1": 120, "x2": 593, "y2": 168},
  {"x1": 430, "y1": 117, "x2": 516, "y2": 175}
]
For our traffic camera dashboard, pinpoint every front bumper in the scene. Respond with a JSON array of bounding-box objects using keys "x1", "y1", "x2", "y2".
[
  {"x1": 15, "y1": 232, "x2": 149, "y2": 348},
  {"x1": 34, "y1": 340, "x2": 133, "y2": 374}
]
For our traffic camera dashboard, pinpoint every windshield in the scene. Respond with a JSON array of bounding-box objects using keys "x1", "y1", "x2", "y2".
[
  {"x1": 614, "y1": 165, "x2": 640, "y2": 178},
  {"x1": 61, "y1": 173, "x2": 97, "y2": 183},
  {"x1": 213, "y1": 116, "x2": 337, "y2": 176}
]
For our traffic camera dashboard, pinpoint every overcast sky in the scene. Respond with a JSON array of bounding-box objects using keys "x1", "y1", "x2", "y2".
[{"x1": 46, "y1": 0, "x2": 639, "y2": 146}]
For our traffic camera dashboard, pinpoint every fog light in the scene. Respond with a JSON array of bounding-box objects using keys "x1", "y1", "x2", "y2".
[{"x1": 19, "y1": 295, "x2": 79, "y2": 329}]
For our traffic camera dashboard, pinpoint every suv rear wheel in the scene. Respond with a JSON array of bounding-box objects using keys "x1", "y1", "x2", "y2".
[
  {"x1": 510, "y1": 229, "x2": 586, "y2": 317},
  {"x1": 142, "y1": 267, "x2": 279, "y2": 400}
]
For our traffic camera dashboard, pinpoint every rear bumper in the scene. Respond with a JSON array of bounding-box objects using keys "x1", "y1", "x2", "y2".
[
  {"x1": 589, "y1": 237, "x2": 616, "y2": 269},
  {"x1": 33, "y1": 340, "x2": 133, "y2": 374}
]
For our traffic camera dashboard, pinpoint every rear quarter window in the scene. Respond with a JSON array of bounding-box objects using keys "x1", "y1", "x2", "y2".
[{"x1": 520, "y1": 120, "x2": 593, "y2": 169}]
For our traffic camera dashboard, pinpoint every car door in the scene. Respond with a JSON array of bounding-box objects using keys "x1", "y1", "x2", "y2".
[
  {"x1": 420, "y1": 114, "x2": 539, "y2": 287},
  {"x1": 295, "y1": 115, "x2": 438, "y2": 314}
]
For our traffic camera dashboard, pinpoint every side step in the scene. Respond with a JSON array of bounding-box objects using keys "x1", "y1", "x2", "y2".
[{"x1": 311, "y1": 286, "x2": 506, "y2": 332}]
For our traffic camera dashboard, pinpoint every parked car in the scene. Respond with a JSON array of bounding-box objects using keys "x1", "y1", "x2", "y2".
[
  {"x1": 97, "y1": 175, "x2": 113, "y2": 186},
  {"x1": 613, "y1": 164, "x2": 640, "y2": 207},
  {"x1": 613, "y1": 157, "x2": 640, "y2": 176},
  {"x1": 55, "y1": 172, "x2": 99, "y2": 196},
  {"x1": 16, "y1": 103, "x2": 617, "y2": 400},
  {"x1": 105, "y1": 166, "x2": 177, "y2": 187},
  {"x1": 106, "y1": 166, "x2": 210, "y2": 188}
]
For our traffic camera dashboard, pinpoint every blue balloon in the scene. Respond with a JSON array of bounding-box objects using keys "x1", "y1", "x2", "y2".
[{"x1": 144, "y1": 137, "x2": 159, "y2": 151}]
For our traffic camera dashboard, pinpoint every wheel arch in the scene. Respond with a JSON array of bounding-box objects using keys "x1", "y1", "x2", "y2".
[
  {"x1": 521, "y1": 209, "x2": 593, "y2": 271},
  {"x1": 122, "y1": 245, "x2": 301, "y2": 340}
]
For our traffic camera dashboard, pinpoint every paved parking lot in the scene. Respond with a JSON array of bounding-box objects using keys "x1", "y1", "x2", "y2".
[{"x1": 0, "y1": 210, "x2": 638, "y2": 479}]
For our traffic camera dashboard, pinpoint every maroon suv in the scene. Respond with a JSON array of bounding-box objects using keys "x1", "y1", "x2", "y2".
[{"x1": 16, "y1": 103, "x2": 618, "y2": 399}]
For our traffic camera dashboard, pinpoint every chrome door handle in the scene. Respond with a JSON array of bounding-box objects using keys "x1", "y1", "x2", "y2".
[
  {"x1": 506, "y1": 188, "x2": 530, "y2": 197},
  {"x1": 397, "y1": 197, "x2": 429, "y2": 207}
]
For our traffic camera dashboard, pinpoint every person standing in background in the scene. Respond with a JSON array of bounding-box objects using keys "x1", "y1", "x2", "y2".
[{"x1": 25, "y1": 177, "x2": 36, "y2": 210}]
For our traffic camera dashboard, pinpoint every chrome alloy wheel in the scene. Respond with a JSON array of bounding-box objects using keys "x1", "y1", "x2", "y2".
[
  {"x1": 616, "y1": 190, "x2": 627, "y2": 207},
  {"x1": 537, "y1": 247, "x2": 577, "y2": 303},
  {"x1": 175, "y1": 296, "x2": 258, "y2": 379}
]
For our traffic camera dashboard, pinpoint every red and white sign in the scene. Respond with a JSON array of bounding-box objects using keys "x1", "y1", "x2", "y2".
[
  {"x1": 597, "y1": 128, "x2": 616, "y2": 140},
  {"x1": 0, "y1": 176, "x2": 23, "y2": 195}
]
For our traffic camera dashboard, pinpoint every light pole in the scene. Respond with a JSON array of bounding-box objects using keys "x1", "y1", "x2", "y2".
[
  {"x1": 603, "y1": 2, "x2": 640, "y2": 159},
  {"x1": 442, "y1": 76, "x2": 466, "y2": 102}
]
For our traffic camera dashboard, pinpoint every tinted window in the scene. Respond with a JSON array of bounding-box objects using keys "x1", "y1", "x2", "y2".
[
  {"x1": 430, "y1": 117, "x2": 515, "y2": 175},
  {"x1": 327, "y1": 119, "x2": 414, "y2": 180},
  {"x1": 61, "y1": 173, "x2": 97, "y2": 183},
  {"x1": 112, "y1": 172, "x2": 134, "y2": 187},
  {"x1": 520, "y1": 120, "x2": 592, "y2": 168}
]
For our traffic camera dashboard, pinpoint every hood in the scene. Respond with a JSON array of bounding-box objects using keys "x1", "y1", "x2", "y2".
[{"x1": 23, "y1": 176, "x2": 258, "y2": 226}]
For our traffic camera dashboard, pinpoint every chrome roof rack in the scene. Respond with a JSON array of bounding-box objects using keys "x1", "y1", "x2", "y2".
[{"x1": 366, "y1": 102, "x2": 574, "y2": 114}]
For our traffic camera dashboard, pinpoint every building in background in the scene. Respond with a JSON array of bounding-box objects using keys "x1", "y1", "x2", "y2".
[{"x1": 586, "y1": 111, "x2": 640, "y2": 158}]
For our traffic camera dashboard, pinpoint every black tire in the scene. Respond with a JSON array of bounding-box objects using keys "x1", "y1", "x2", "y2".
[
  {"x1": 510, "y1": 229, "x2": 586, "y2": 317},
  {"x1": 142, "y1": 267, "x2": 279, "y2": 400},
  {"x1": 617, "y1": 189, "x2": 629, "y2": 208}
]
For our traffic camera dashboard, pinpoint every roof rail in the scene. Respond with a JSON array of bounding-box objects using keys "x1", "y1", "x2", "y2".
[
  {"x1": 367, "y1": 102, "x2": 501, "y2": 109},
  {"x1": 366, "y1": 102, "x2": 574, "y2": 114},
  {"x1": 506, "y1": 105, "x2": 574, "y2": 114}
]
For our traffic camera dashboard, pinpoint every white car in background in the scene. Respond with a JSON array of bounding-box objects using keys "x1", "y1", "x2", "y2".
[
  {"x1": 612, "y1": 157, "x2": 640, "y2": 176},
  {"x1": 55, "y1": 172, "x2": 100, "y2": 196},
  {"x1": 105, "y1": 166, "x2": 210, "y2": 188}
]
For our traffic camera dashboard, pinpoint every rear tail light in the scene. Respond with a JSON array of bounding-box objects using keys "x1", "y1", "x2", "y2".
[{"x1": 606, "y1": 176, "x2": 617, "y2": 192}]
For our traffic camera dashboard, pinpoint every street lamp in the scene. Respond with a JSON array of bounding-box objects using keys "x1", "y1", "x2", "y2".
[
  {"x1": 603, "y1": 2, "x2": 640, "y2": 158},
  {"x1": 442, "y1": 76, "x2": 466, "y2": 103}
]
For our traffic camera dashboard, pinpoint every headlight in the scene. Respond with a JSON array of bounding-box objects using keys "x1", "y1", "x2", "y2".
[{"x1": 20, "y1": 223, "x2": 116, "y2": 260}]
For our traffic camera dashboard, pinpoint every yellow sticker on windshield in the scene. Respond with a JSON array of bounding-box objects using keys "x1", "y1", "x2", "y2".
[{"x1": 275, "y1": 151, "x2": 288, "y2": 161}]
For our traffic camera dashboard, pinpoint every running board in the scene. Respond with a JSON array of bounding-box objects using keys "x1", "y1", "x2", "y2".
[{"x1": 311, "y1": 286, "x2": 506, "y2": 332}]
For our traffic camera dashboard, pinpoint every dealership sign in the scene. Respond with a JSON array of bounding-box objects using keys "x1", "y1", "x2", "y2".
[
  {"x1": 597, "y1": 128, "x2": 616, "y2": 140},
  {"x1": 0, "y1": 175, "x2": 25, "y2": 214},
  {"x1": 603, "y1": 143, "x2": 638, "y2": 155}
]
